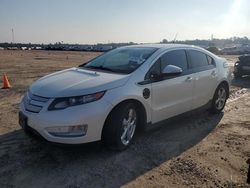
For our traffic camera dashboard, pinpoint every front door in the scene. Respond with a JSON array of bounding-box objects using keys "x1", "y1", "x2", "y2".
[{"x1": 147, "y1": 50, "x2": 194, "y2": 123}]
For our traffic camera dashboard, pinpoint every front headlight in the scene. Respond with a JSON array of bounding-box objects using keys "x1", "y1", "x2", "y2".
[{"x1": 48, "y1": 91, "x2": 105, "y2": 111}]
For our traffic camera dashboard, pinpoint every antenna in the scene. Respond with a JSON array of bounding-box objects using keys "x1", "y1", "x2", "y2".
[
  {"x1": 173, "y1": 32, "x2": 178, "y2": 43},
  {"x1": 11, "y1": 28, "x2": 15, "y2": 43}
]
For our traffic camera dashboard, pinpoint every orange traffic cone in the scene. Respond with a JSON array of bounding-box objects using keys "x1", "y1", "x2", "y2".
[{"x1": 2, "y1": 74, "x2": 11, "y2": 89}]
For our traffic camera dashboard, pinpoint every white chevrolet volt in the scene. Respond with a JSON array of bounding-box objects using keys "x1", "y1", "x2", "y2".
[{"x1": 19, "y1": 44, "x2": 231, "y2": 150}]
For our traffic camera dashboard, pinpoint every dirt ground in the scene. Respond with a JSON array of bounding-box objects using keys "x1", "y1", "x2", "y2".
[{"x1": 0, "y1": 50, "x2": 249, "y2": 188}]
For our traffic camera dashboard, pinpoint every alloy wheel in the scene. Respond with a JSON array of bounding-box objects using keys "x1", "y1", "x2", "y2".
[
  {"x1": 121, "y1": 108, "x2": 137, "y2": 146},
  {"x1": 215, "y1": 87, "x2": 227, "y2": 110}
]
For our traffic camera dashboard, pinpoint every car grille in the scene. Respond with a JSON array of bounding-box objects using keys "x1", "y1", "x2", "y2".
[{"x1": 23, "y1": 91, "x2": 50, "y2": 113}]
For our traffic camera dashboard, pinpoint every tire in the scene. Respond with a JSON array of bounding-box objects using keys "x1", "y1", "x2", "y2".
[
  {"x1": 102, "y1": 102, "x2": 138, "y2": 151},
  {"x1": 210, "y1": 84, "x2": 228, "y2": 114}
]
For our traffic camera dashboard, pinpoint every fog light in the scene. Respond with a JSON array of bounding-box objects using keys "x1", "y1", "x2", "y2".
[{"x1": 46, "y1": 125, "x2": 88, "y2": 137}]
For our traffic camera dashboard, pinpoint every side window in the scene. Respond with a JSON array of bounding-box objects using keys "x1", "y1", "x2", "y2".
[
  {"x1": 145, "y1": 59, "x2": 161, "y2": 79},
  {"x1": 246, "y1": 56, "x2": 250, "y2": 62},
  {"x1": 160, "y1": 50, "x2": 188, "y2": 71},
  {"x1": 188, "y1": 50, "x2": 208, "y2": 68},
  {"x1": 206, "y1": 55, "x2": 215, "y2": 66},
  {"x1": 241, "y1": 56, "x2": 250, "y2": 64},
  {"x1": 145, "y1": 50, "x2": 188, "y2": 80}
]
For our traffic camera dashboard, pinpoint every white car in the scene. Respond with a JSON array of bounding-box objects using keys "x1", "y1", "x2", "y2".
[{"x1": 19, "y1": 44, "x2": 231, "y2": 150}]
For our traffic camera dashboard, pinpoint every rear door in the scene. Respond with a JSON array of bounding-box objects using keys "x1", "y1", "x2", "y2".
[
  {"x1": 147, "y1": 50, "x2": 194, "y2": 123},
  {"x1": 187, "y1": 50, "x2": 218, "y2": 109}
]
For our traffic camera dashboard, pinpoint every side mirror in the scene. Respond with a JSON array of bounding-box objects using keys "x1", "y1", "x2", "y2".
[{"x1": 162, "y1": 65, "x2": 182, "y2": 76}]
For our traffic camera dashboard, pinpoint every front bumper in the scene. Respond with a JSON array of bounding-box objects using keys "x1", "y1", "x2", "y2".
[{"x1": 19, "y1": 98, "x2": 113, "y2": 144}]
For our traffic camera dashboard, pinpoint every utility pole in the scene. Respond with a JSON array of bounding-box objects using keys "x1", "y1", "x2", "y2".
[
  {"x1": 173, "y1": 32, "x2": 178, "y2": 43},
  {"x1": 11, "y1": 28, "x2": 15, "y2": 43}
]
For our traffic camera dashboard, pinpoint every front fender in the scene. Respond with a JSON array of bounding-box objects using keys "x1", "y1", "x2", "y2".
[{"x1": 104, "y1": 85, "x2": 152, "y2": 123}]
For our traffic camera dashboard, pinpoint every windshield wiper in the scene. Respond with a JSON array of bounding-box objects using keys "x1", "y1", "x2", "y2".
[{"x1": 83, "y1": 65, "x2": 129, "y2": 74}]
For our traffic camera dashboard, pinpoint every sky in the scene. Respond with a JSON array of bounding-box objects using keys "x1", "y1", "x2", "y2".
[{"x1": 0, "y1": 0, "x2": 250, "y2": 44}]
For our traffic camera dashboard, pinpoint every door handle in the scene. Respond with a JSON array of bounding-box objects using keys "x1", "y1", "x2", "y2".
[
  {"x1": 211, "y1": 70, "x2": 217, "y2": 77},
  {"x1": 185, "y1": 76, "x2": 193, "y2": 82}
]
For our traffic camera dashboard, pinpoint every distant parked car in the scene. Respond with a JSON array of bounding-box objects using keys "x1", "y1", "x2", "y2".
[
  {"x1": 234, "y1": 54, "x2": 250, "y2": 78},
  {"x1": 19, "y1": 44, "x2": 231, "y2": 150},
  {"x1": 207, "y1": 46, "x2": 220, "y2": 55}
]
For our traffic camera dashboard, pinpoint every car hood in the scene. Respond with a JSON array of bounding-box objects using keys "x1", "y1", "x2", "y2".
[{"x1": 30, "y1": 67, "x2": 130, "y2": 98}]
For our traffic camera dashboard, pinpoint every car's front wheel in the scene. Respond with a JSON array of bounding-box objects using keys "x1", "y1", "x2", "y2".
[
  {"x1": 102, "y1": 102, "x2": 138, "y2": 150},
  {"x1": 210, "y1": 83, "x2": 228, "y2": 114}
]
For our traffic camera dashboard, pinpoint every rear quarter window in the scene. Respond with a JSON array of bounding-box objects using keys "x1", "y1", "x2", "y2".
[{"x1": 206, "y1": 55, "x2": 215, "y2": 66}]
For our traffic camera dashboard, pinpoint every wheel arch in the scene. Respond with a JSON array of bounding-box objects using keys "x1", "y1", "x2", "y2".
[
  {"x1": 101, "y1": 99, "x2": 147, "y2": 140},
  {"x1": 216, "y1": 80, "x2": 230, "y2": 98}
]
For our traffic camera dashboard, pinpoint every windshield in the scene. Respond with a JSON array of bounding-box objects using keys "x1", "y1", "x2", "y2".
[{"x1": 80, "y1": 47, "x2": 157, "y2": 74}]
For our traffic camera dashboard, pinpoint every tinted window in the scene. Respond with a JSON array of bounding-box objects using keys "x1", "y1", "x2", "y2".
[
  {"x1": 150, "y1": 59, "x2": 161, "y2": 75},
  {"x1": 145, "y1": 50, "x2": 188, "y2": 80},
  {"x1": 145, "y1": 59, "x2": 161, "y2": 80},
  {"x1": 206, "y1": 55, "x2": 215, "y2": 65},
  {"x1": 239, "y1": 56, "x2": 250, "y2": 65},
  {"x1": 161, "y1": 50, "x2": 188, "y2": 71},
  {"x1": 189, "y1": 50, "x2": 208, "y2": 68},
  {"x1": 239, "y1": 56, "x2": 250, "y2": 62},
  {"x1": 244, "y1": 56, "x2": 250, "y2": 62}
]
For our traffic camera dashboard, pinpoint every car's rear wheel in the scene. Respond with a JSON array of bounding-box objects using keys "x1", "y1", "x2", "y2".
[
  {"x1": 210, "y1": 84, "x2": 228, "y2": 114},
  {"x1": 102, "y1": 102, "x2": 138, "y2": 150}
]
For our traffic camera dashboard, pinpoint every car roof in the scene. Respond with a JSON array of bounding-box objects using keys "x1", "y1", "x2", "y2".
[
  {"x1": 124, "y1": 43, "x2": 204, "y2": 51},
  {"x1": 119, "y1": 43, "x2": 218, "y2": 59}
]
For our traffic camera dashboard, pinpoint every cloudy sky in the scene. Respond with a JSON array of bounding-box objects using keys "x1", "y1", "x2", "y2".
[{"x1": 0, "y1": 0, "x2": 249, "y2": 44}]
